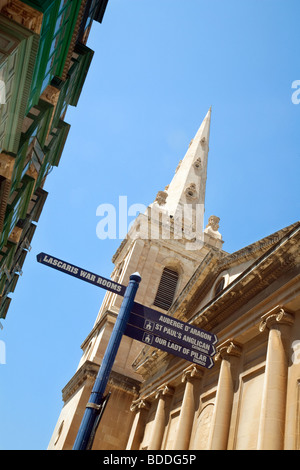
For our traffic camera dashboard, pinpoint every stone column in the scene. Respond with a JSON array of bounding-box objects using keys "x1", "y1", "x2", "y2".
[
  {"x1": 126, "y1": 398, "x2": 150, "y2": 450},
  {"x1": 173, "y1": 365, "x2": 202, "y2": 450},
  {"x1": 209, "y1": 339, "x2": 242, "y2": 450},
  {"x1": 148, "y1": 384, "x2": 174, "y2": 450},
  {"x1": 257, "y1": 306, "x2": 294, "y2": 450}
]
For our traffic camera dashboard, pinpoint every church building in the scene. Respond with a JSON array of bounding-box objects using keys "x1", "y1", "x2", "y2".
[{"x1": 48, "y1": 108, "x2": 300, "y2": 450}]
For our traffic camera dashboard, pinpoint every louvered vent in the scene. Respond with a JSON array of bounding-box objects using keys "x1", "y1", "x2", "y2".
[{"x1": 153, "y1": 268, "x2": 179, "y2": 311}]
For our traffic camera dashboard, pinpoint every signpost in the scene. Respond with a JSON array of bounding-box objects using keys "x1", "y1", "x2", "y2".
[
  {"x1": 124, "y1": 323, "x2": 214, "y2": 369},
  {"x1": 37, "y1": 252, "x2": 218, "y2": 449},
  {"x1": 72, "y1": 272, "x2": 142, "y2": 451},
  {"x1": 36, "y1": 252, "x2": 126, "y2": 296},
  {"x1": 128, "y1": 302, "x2": 217, "y2": 357}
]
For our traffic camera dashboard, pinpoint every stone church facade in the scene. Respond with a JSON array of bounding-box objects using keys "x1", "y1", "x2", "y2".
[{"x1": 48, "y1": 109, "x2": 300, "y2": 450}]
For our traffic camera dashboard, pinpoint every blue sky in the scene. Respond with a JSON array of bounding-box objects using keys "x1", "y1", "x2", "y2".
[{"x1": 1, "y1": 0, "x2": 299, "y2": 449}]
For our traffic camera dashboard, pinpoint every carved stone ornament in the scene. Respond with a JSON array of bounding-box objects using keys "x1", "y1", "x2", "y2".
[
  {"x1": 185, "y1": 183, "x2": 197, "y2": 200},
  {"x1": 155, "y1": 383, "x2": 174, "y2": 400},
  {"x1": 181, "y1": 365, "x2": 203, "y2": 383},
  {"x1": 206, "y1": 215, "x2": 220, "y2": 231},
  {"x1": 2, "y1": 0, "x2": 43, "y2": 34},
  {"x1": 215, "y1": 339, "x2": 242, "y2": 362},
  {"x1": 0, "y1": 153, "x2": 15, "y2": 179},
  {"x1": 130, "y1": 397, "x2": 151, "y2": 412},
  {"x1": 40, "y1": 85, "x2": 60, "y2": 106},
  {"x1": 193, "y1": 158, "x2": 202, "y2": 169},
  {"x1": 175, "y1": 160, "x2": 182, "y2": 173},
  {"x1": 155, "y1": 190, "x2": 168, "y2": 206},
  {"x1": 259, "y1": 306, "x2": 294, "y2": 333}
]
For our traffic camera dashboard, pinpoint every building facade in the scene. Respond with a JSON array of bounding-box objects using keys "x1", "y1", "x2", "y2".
[
  {"x1": 0, "y1": 0, "x2": 109, "y2": 323},
  {"x1": 48, "y1": 109, "x2": 300, "y2": 450}
]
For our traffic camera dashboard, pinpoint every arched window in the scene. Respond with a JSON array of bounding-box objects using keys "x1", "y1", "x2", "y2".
[
  {"x1": 153, "y1": 267, "x2": 179, "y2": 311},
  {"x1": 214, "y1": 277, "x2": 225, "y2": 297}
]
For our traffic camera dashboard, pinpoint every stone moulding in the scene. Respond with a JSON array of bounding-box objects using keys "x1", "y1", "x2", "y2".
[
  {"x1": 62, "y1": 360, "x2": 140, "y2": 403},
  {"x1": 62, "y1": 360, "x2": 98, "y2": 403},
  {"x1": 191, "y1": 222, "x2": 300, "y2": 330}
]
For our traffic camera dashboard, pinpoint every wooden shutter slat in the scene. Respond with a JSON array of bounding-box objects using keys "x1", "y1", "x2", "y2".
[{"x1": 153, "y1": 267, "x2": 178, "y2": 311}]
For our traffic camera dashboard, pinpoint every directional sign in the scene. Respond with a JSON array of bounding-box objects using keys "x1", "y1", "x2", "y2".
[
  {"x1": 36, "y1": 252, "x2": 126, "y2": 296},
  {"x1": 36, "y1": 251, "x2": 217, "y2": 369},
  {"x1": 130, "y1": 302, "x2": 217, "y2": 357},
  {"x1": 124, "y1": 324, "x2": 214, "y2": 369},
  {"x1": 37, "y1": 252, "x2": 217, "y2": 450}
]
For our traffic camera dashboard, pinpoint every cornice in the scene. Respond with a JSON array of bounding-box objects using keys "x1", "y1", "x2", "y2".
[
  {"x1": 168, "y1": 248, "x2": 223, "y2": 321},
  {"x1": 170, "y1": 222, "x2": 300, "y2": 322},
  {"x1": 62, "y1": 360, "x2": 140, "y2": 403},
  {"x1": 111, "y1": 212, "x2": 227, "y2": 265},
  {"x1": 62, "y1": 360, "x2": 98, "y2": 402},
  {"x1": 1, "y1": 1, "x2": 43, "y2": 34},
  {"x1": 61, "y1": 0, "x2": 87, "y2": 81},
  {"x1": 191, "y1": 222, "x2": 300, "y2": 331},
  {"x1": 107, "y1": 370, "x2": 140, "y2": 396},
  {"x1": 80, "y1": 308, "x2": 118, "y2": 350},
  {"x1": 219, "y1": 222, "x2": 299, "y2": 269}
]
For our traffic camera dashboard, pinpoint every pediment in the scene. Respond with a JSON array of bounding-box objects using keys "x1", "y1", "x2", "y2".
[
  {"x1": 132, "y1": 222, "x2": 300, "y2": 378},
  {"x1": 169, "y1": 221, "x2": 300, "y2": 322}
]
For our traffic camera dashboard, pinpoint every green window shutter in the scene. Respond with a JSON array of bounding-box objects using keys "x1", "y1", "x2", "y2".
[
  {"x1": 0, "y1": 274, "x2": 6, "y2": 297},
  {"x1": 0, "y1": 296, "x2": 11, "y2": 319},
  {"x1": 26, "y1": 1, "x2": 61, "y2": 111},
  {"x1": 27, "y1": 0, "x2": 82, "y2": 109},
  {"x1": 0, "y1": 242, "x2": 17, "y2": 274},
  {"x1": 0, "y1": 175, "x2": 35, "y2": 249}
]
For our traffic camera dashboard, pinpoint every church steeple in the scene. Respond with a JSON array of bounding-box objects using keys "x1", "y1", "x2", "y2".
[
  {"x1": 149, "y1": 107, "x2": 212, "y2": 244},
  {"x1": 164, "y1": 106, "x2": 211, "y2": 214}
]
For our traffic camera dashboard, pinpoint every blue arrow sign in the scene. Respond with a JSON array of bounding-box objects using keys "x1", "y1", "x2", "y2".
[
  {"x1": 127, "y1": 311, "x2": 216, "y2": 357},
  {"x1": 36, "y1": 252, "x2": 126, "y2": 296},
  {"x1": 130, "y1": 302, "x2": 217, "y2": 356},
  {"x1": 124, "y1": 324, "x2": 214, "y2": 369}
]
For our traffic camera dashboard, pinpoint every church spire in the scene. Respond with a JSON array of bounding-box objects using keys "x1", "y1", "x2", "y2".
[
  {"x1": 164, "y1": 106, "x2": 211, "y2": 215},
  {"x1": 149, "y1": 107, "x2": 212, "y2": 242}
]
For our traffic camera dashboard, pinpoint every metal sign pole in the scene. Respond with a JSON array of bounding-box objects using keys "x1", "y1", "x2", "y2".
[{"x1": 72, "y1": 272, "x2": 141, "y2": 451}]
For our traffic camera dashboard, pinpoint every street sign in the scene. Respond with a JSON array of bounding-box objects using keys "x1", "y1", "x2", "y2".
[
  {"x1": 37, "y1": 252, "x2": 126, "y2": 296},
  {"x1": 130, "y1": 302, "x2": 217, "y2": 357},
  {"x1": 124, "y1": 324, "x2": 214, "y2": 369},
  {"x1": 37, "y1": 252, "x2": 218, "y2": 368},
  {"x1": 37, "y1": 252, "x2": 218, "y2": 449}
]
